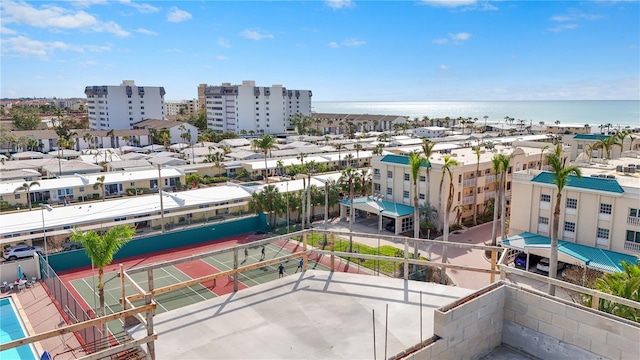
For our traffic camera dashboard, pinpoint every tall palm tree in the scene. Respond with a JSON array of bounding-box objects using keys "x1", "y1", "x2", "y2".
[
  {"x1": 490, "y1": 156, "x2": 503, "y2": 246},
  {"x1": 499, "y1": 154, "x2": 513, "y2": 239},
  {"x1": 421, "y1": 139, "x2": 435, "y2": 205},
  {"x1": 106, "y1": 129, "x2": 115, "y2": 148},
  {"x1": 353, "y1": 143, "x2": 363, "y2": 166},
  {"x1": 546, "y1": 144, "x2": 582, "y2": 296},
  {"x1": 593, "y1": 262, "x2": 640, "y2": 322},
  {"x1": 473, "y1": 146, "x2": 481, "y2": 225},
  {"x1": 333, "y1": 143, "x2": 346, "y2": 170},
  {"x1": 251, "y1": 134, "x2": 276, "y2": 183},
  {"x1": 211, "y1": 152, "x2": 224, "y2": 176},
  {"x1": 440, "y1": 155, "x2": 459, "y2": 283},
  {"x1": 83, "y1": 132, "x2": 94, "y2": 149},
  {"x1": 14, "y1": 181, "x2": 40, "y2": 210},
  {"x1": 595, "y1": 136, "x2": 620, "y2": 160},
  {"x1": 409, "y1": 152, "x2": 423, "y2": 239},
  {"x1": 70, "y1": 224, "x2": 135, "y2": 348},
  {"x1": 615, "y1": 130, "x2": 629, "y2": 153},
  {"x1": 538, "y1": 145, "x2": 550, "y2": 170},
  {"x1": 94, "y1": 175, "x2": 105, "y2": 201},
  {"x1": 340, "y1": 167, "x2": 359, "y2": 253},
  {"x1": 158, "y1": 130, "x2": 171, "y2": 150}
]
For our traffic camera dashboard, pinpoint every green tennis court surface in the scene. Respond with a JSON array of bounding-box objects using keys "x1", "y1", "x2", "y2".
[{"x1": 69, "y1": 241, "x2": 329, "y2": 335}]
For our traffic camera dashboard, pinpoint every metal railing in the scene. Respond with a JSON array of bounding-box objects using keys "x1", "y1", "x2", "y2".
[
  {"x1": 39, "y1": 256, "x2": 102, "y2": 354},
  {"x1": 624, "y1": 241, "x2": 640, "y2": 253}
]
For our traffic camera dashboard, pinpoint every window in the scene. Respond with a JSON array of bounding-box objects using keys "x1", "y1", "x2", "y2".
[
  {"x1": 374, "y1": 183, "x2": 381, "y2": 192},
  {"x1": 596, "y1": 228, "x2": 609, "y2": 239},
  {"x1": 404, "y1": 174, "x2": 410, "y2": 181},
  {"x1": 387, "y1": 188, "x2": 392, "y2": 195},
  {"x1": 79, "y1": 187, "x2": 84, "y2": 192},
  {"x1": 626, "y1": 230, "x2": 640, "y2": 243},
  {"x1": 387, "y1": 171, "x2": 393, "y2": 179},
  {"x1": 420, "y1": 176, "x2": 425, "y2": 182},
  {"x1": 403, "y1": 191, "x2": 409, "y2": 199},
  {"x1": 374, "y1": 169, "x2": 380, "y2": 176},
  {"x1": 564, "y1": 222, "x2": 576, "y2": 232},
  {"x1": 566, "y1": 198, "x2": 577, "y2": 209},
  {"x1": 401, "y1": 217, "x2": 413, "y2": 233},
  {"x1": 629, "y1": 208, "x2": 640, "y2": 218},
  {"x1": 600, "y1": 203, "x2": 612, "y2": 215},
  {"x1": 538, "y1": 216, "x2": 549, "y2": 225},
  {"x1": 419, "y1": 194, "x2": 425, "y2": 200},
  {"x1": 540, "y1": 194, "x2": 551, "y2": 202}
]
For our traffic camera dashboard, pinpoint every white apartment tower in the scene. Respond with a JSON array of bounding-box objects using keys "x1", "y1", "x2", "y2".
[
  {"x1": 199, "y1": 80, "x2": 312, "y2": 134},
  {"x1": 85, "y1": 80, "x2": 166, "y2": 130}
]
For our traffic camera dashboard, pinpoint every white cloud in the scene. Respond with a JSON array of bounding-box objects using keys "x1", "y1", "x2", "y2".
[
  {"x1": 120, "y1": 0, "x2": 161, "y2": 14},
  {"x1": 440, "y1": 64, "x2": 449, "y2": 70},
  {"x1": 1, "y1": 26, "x2": 17, "y2": 35},
  {"x1": 1, "y1": 0, "x2": 130, "y2": 37},
  {"x1": 421, "y1": 0, "x2": 477, "y2": 7},
  {"x1": 240, "y1": 29, "x2": 274, "y2": 40},
  {"x1": 433, "y1": 32, "x2": 472, "y2": 45},
  {"x1": 326, "y1": 0, "x2": 355, "y2": 9},
  {"x1": 167, "y1": 7, "x2": 192, "y2": 23},
  {"x1": 217, "y1": 38, "x2": 231, "y2": 48},
  {"x1": 84, "y1": 44, "x2": 111, "y2": 52},
  {"x1": 72, "y1": 0, "x2": 109, "y2": 8},
  {"x1": 215, "y1": 55, "x2": 228, "y2": 60},
  {"x1": 136, "y1": 28, "x2": 157, "y2": 35},
  {"x1": 328, "y1": 39, "x2": 366, "y2": 48},
  {"x1": 549, "y1": 24, "x2": 579, "y2": 32},
  {"x1": 1, "y1": 35, "x2": 87, "y2": 59}
]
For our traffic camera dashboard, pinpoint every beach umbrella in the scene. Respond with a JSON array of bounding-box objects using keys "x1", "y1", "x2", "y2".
[{"x1": 18, "y1": 265, "x2": 22, "y2": 280}]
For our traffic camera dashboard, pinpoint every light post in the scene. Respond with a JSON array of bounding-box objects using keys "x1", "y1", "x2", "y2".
[{"x1": 40, "y1": 204, "x2": 53, "y2": 263}]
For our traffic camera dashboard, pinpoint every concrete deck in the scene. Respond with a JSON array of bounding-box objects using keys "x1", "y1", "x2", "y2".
[{"x1": 129, "y1": 270, "x2": 474, "y2": 359}]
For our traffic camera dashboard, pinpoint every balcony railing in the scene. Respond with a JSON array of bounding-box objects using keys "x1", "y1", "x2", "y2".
[
  {"x1": 484, "y1": 191, "x2": 496, "y2": 199},
  {"x1": 462, "y1": 195, "x2": 474, "y2": 205},
  {"x1": 463, "y1": 178, "x2": 477, "y2": 187},
  {"x1": 628, "y1": 216, "x2": 640, "y2": 227},
  {"x1": 624, "y1": 241, "x2": 640, "y2": 253}
]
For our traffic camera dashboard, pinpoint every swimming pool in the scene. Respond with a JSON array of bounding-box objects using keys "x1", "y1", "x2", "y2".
[{"x1": 0, "y1": 297, "x2": 38, "y2": 360}]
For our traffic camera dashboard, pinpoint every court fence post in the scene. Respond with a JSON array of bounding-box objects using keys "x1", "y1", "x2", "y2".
[
  {"x1": 146, "y1": 268, "x2": 156, "y2": 360},
  {"x1": 233, "y1": 248, "x2": 238, "y2": 292},
  {"x1": 330, "y1": 234, "x2": 335, "y2": 272},
  {"x1": 303, "y1": 232, "x2": 308, "y2": 271}
]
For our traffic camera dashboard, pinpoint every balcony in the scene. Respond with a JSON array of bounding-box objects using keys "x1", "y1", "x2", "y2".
[
  {"x1": 373, "y1": 173, "x2": 381, "y2": 180},
  {"x1": 484, "y1": 191, "x2": 496, "y2": 199},
  {"x1": 624, "y1": 241, "x2": 640, "y2": 253},
  {"x1": 485, "y1": 175, "x2": 496, "y2": 183},
  {"x1": 463, "y1": 178, "x2": 477, "y2": 187},
  {"x1": 628, "y1": 216, "x2": 640, "y2": 227},
  {"x1": 462, "y1": 195, "x2": 474, "y2": 205}
]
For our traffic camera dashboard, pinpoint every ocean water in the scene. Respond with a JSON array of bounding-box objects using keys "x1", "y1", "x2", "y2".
[{"x1": 312, "y1": 101, "x2": 639, "y2": 129}]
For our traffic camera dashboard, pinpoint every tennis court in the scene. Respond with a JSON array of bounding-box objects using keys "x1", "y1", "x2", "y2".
[{"x1": 65, "y1": 237, "x2": 330, "y2": 335}]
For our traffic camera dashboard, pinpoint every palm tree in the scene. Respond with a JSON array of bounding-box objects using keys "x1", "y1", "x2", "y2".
[
  {"x1": 333, "y1": 143, "x2": 346, "y2": 170},
  {"x1": 276, "y1": 159, "x2": 284, "y2": 176},
  {"x1": 158, "y1": 130, "x2": 171, "y2": 150},
  {"x1": 211, "y1": 152, "x2": 224, "y2": 176},
  {"x1": 473, "y1": 146, "x2": 481, "y2": 225},
  {"x1": 340, "y1": 167, "x2": 359, "y2": 253},
  {"x1": 409, "y1": 152, "x2": 423, "y2": 239},
  {"x1": 546, "y1": 144, "x2": 582, "y2": 296},
  {"x1": 70, "y1": 224, "x2": 134, "y2": 348},
  {"x1": 539, "y1": 145, "x2": 550, "y2": 170},
  {"x1": 251, "y1": 134, "x2": 276, "y2": 183},
  {"x1": 106, "y1": 129, "x2": 116, "y2": 148},
  {"x1": 344, "y1": 153, "x2": 354, "y2": 168},
  {"x1": 83, "y1": 132, "x2": 94, "y2": 149},
  {"x1": 615, "y1": 130, "x2": 629, "y2": 153},
  {"x1": 372, "y1": 143, "x2": 385, "y2": 156},
  {"x1": 94, "y1": 175, "x2": 105, "y2": 201},
  {"x1": 499, "y1": 154, "x2": 513, "y2": 240},
  {"x1": 490, "y1": 155, "x2": 503, "y2": 247},
  {"x1": 14, "y1": 181, "x2": 40, "y2": 210},
  {"x1": 421, "y1": 139, "x2": 435, "y2": 206},
  {"x1": 593, "y1": 262, "x2": 640, "y2": 322},
  {"x1": 439, "y1": 155, "x2": 459, "y2": 283},
  {"x1": 353, "y1": 143, "x2": 363, "y2": 166},
  {"x1": 595, "y1": 136, "x2": 619, "y2": 159}
]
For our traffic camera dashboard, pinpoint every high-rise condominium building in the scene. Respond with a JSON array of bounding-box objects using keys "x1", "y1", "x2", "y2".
[
  {"x1": 85, "y1": 80, "x2": 166, "y2": 130},
  {"x1": 165, "y1": 99, "x2": 199, "y2": 117},
  {"x1": 198, "y1": 80, "x2": 312, "y2": 134}
]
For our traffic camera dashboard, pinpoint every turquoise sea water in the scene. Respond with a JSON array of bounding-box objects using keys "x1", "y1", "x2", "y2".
[
  {"x1": 313, "y1": 101, "x2": 639, "y2": 128},
  {"x1": 0, "y1": 298, "x2": 37, "y2": 360}
]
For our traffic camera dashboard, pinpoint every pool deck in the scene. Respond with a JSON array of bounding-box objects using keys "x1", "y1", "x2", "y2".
[{"x1": 3, "y1": 282, "x2": 86, "y2": 359}]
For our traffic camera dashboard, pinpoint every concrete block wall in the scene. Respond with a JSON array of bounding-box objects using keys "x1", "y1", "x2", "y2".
[
  {"x1": 503, "y1": 287, "x2": 640, "y2": 360},
  {"x1": 405, "y1": 284, "x2": 505, "y2": 360}
]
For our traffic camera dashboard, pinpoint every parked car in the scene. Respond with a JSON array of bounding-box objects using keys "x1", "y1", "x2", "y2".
[
  {"x1": 62, "y1": 240, "x2": 83, "y2": 251},
  {"x1": 385, "y1": 222, "x2": 395, "y2": 232},
  {"x1": 513, "y1": 253, "x2": 541, "y2": 270},
  {"x1": 536, "y1": 257, "x2": 565, "y2": 273},
  {"x1": 3, "y1": 245, "x2": 44, "y2": 261}
]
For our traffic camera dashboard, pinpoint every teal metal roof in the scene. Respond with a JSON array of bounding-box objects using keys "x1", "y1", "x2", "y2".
[
  {"x1": 573, "y1": 134, "x2": 611, "y2": 141},
  {"x1": 340, "y1": 197, "x2": 414, "y2": 217},
  {"x1": 380, "y1": 154, "x2": 431, "y2": 168},
  {"x1": 501, "y1": 232, "x2": 639, "y2": 273},
  {"x1": 531, "y1": 172, "x2": 624, "y2": 194}
]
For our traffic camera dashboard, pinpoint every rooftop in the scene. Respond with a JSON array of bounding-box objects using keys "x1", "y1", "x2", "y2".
[{"x1": 531, "y1": 171, "x2": 625, "y2": 194}]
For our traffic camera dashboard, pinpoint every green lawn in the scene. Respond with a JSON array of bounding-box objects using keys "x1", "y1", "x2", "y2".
[{"x1": 299, "y1": 233, "x2": 426, "y2": 276}]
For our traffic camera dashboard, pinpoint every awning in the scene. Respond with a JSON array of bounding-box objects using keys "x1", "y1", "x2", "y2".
[
  {"x1": 340, "y1": 196, "x2": 414, "y2": 218},
  {"x1": 500, "y1": 232, "x2": 639, "y2": 273}
]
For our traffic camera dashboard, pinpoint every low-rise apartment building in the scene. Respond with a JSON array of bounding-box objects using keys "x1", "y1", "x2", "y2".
[
  {"x1": 510, "y1": 157, "x2": 640, "y2": 256},
  {"x1": 371, "y1": 145, "x2": 553, "y2": 232}
]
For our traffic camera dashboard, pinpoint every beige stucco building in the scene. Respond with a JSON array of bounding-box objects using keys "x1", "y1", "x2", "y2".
[{"x1": 510, "y1": 157, "x2": 640, "y2": 256}]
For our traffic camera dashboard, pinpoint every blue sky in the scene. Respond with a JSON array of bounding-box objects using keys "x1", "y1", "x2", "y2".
[{"x1": 1, "y1": 0, "x2": 638, "y2": 101}]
